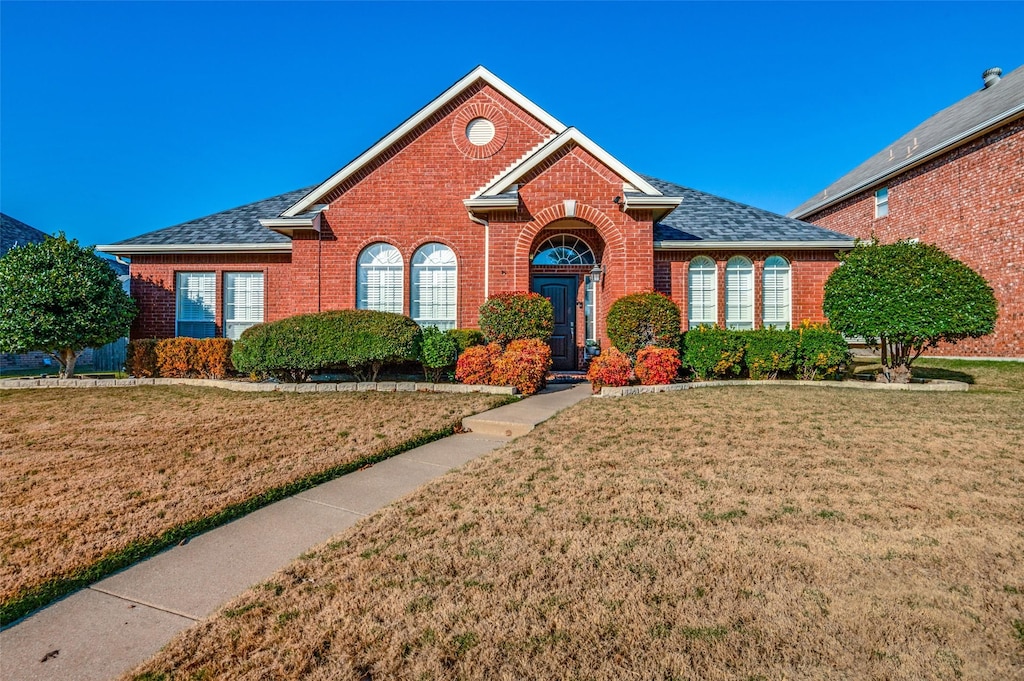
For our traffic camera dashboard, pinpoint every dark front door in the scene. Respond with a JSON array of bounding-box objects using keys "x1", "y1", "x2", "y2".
[{"x1": 533, "y1": 275, "x2": 577, "y2": 371}]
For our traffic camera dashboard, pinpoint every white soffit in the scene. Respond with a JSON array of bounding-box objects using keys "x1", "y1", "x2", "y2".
[{"x1": 282, "y1": 66, "x2": 568, "y2": 217}]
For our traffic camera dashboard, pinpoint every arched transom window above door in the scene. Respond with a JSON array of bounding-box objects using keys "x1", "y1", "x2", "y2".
[{"x1": 532, "y1": 234, "x2": 596, "y2": 266}]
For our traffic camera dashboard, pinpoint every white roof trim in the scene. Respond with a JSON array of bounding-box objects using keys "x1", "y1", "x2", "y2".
[
  {"x1": 463, "y1": 196, "x2": 519, "y2": 209},
  {"x1": 282, "y1": 66, "x2": 567, "y2": 217},
  {"x1": 622, "y1": 195, "x2": 683, "y2": 209},
  {"x1": 96, "y1": 243, "x2": 293, "y2": 255},
  {"x1": 791, "y1": 105, "x2": 1024, "y2": 219},
  {"x1": 654, "y1": 239, "x2": 856, "y2": 250},
  {"x1": 472, "y1": 127, "x2": 663, "y2": 199}
]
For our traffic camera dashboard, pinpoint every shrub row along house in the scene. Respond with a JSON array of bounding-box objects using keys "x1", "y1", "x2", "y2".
[
  {"x1": 99, "y1": 66, "x2": 857, "y2": 370},
  {"x1": 791, "y1": 65, "x2": 1023, "y2": 358}
]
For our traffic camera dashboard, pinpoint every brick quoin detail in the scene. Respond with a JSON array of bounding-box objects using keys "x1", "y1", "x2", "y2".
[{"x1": 804, "y1": 118, "x2": 1023, "y2": 357}]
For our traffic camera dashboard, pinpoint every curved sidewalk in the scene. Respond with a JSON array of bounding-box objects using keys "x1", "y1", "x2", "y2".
[{"x1": 0, "y1": 383, "x2": 592, "y2": 681}]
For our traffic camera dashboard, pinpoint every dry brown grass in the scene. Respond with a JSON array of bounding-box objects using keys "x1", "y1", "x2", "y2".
[
  {"x1": 126, "y1": 366, "x2": 1024, "y2": 680},
  {"x1": 0, "y1": 387, "x2": 504, "y2": 608}
]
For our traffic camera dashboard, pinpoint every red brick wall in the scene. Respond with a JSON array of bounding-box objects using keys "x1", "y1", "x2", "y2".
[
  {"x1": 654, "y1": 250, "x2": 842, "y2": 328},
  {"x1": 129, "y1": 253, "x2": 294, "y2": 338},
  {"x1": 803, "y1": 118, "x2": 1024, "y2": 357}
]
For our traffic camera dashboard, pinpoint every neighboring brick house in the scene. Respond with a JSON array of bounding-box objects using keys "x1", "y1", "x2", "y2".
[
  {"x1": 791, "y1": 65, "x2": 1024, "y2": 358},
  {"x1": 99, "y1": 67, "x2": 854, "y2": 370}
]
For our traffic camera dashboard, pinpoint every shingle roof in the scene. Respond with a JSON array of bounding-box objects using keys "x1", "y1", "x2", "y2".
[
  {"x1": 790, "y1": 65, "x2": 1024, "y2": 218},
  {"x1": 645, "y1": 177, "x2": 854, "y2": 245},
  {"x1": 108, "y1": 186, "x2": 316, "y2": 246},
  {"x1": 1, "y1": 213, "x2": 49, "y2": 256}
]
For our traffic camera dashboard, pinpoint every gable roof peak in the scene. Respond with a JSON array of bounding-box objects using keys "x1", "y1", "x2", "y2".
[{"x1": 281, "y1": 66, "x2": 566, "y2": 217}]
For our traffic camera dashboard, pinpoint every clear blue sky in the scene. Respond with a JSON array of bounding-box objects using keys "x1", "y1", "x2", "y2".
[{"x1": 2, "y1": 1, "x2": 1021, "y2": 247}]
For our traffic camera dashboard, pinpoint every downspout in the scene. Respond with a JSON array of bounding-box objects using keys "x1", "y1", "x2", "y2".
[{"x1": 467, "y1": 211, "x2": 489, "y2": 298}]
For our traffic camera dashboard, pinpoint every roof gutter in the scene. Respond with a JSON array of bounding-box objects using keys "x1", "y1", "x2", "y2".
[
  {"x1": 792, "y1": 105, "x2": 1024, "y2": 219},
  {"x1": 654, "y1": 239, "x2": 856, "y2": 250},
  {"x1": 95, "y1": 243, "x2": 293, "y2": 256}
]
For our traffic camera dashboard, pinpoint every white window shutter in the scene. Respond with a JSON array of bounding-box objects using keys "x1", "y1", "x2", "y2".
[
  {"x1": 224, "y1": 272, "x2": 264, "y2": 340},
  {"x1": 176, "y1": 272, "x2": 216, "y2": 338},
  {"x1": 411, "y1": 243, "x2": 457, "y2": 329},
  {"x1": 725, "y1": 257, "x2": 753, "y2": 330}
]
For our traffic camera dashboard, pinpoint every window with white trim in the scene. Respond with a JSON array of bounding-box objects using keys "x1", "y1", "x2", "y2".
[
  {"x1": 175, "y1": 272, "x2": 216, "y2": 338},
  {"x1": 411, "y1": 243, "x2": 457, "y2": 329},
  {"x1": 223, "y1": 272, "x2": 264, "y2": 340},
  {"x1": 762, "y1": 255, "x2": 791, "y2": 329},
  {"x1": 874, "y1": 187, "x2": 889, "y2": 218},
  {"x1": 357, "y1": 243, "x2": 403, "y2": 314},
  {"x1": 584, "y1": 275, "x2": 597, "y2": 342},
  {"x1": 687, "y1": 255, "x2": 717, "y2": 329},
  {"x1": 725, "y1": 256, "x2": 754, "y2": 330}
]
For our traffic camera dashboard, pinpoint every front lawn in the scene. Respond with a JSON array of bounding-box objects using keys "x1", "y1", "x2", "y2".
[
  {"x1": 0, "y1": 386, "x2": 506, "y2": 623},
  {"x1": 127, "y1": 362, "x2": 1023, "y2": 679}
]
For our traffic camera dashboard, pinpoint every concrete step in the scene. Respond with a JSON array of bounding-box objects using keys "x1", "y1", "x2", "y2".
[{"x1": 462, "y1": 383, "x2": 592, "y2": 437}]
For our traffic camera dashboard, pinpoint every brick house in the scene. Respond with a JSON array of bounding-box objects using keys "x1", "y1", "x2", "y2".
[
  {"x1": 791, "y1": 65, "x2": 1023, "y2": 358},
  {"x1": 99, "y1": 67, "x2": 854, "y2": 370}
]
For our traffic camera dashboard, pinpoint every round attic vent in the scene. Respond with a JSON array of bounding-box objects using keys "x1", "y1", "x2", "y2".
[{"x1": 465, "y1": 118, "x2": 496, "y2": 146}]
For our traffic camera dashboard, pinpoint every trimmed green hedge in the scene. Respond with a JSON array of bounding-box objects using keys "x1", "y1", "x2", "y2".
[
  {"x1": 232, "y1": 310, "x2": 422, "y2": 382},
  {"x1": 607, "y1": 292, "x2": 682, "y2": 358},
  {"x1": 682, "y1": 324, "x2": 849, "y2": 381},
  {"x1": 478, "y1": 292, "x2": 553, "y2": 347}
]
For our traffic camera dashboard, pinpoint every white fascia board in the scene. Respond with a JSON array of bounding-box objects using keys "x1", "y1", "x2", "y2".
[
  {"x1": 480, "y1": 128, "x2": 664, "y2": 199},
  {"x1": 791, "y1": 105, "x2": 1024, "y2": 219},
  {"x1": 463, "y1": 197, "x2": 519, "y2": 210},
  {"x1": 282, "y1": 66, "x2": 567, "y2": 218},
  {"x1": 259, "y1": 213, "x2": 321, "y2": 232},
  {"x1": 654, "y1": 240, "x2": 856, "y2": 250},
  {"x1": 95, "y1": 243, "x2": 293, "y2": 255},
  {"x1": 622, "y1": 195, "x2": 682, "y2": 209}
]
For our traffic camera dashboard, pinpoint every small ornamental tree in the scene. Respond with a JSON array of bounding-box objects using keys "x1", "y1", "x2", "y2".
[
  {"x1": 606, "y1": 291, "x2": 682, "y2": 358},
  {"x1": 0, "y1": 234, "x2": 135, "y2": 378},
  {"x1": 823, "y1": 240, "x2": 997, "y2": 383},
  {"x1": 478, "y1": 292, "x2": 554, "y2": 347}
]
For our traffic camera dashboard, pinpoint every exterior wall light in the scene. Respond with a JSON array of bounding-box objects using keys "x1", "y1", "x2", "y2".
[{"x1": 590, "y1": 263, "x2": 605, "y2": 283}]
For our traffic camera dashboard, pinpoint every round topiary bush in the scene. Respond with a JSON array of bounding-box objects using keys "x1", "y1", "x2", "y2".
[
  {"x1": 606, "y1": 291, "x2": 682, "y2": 358},
  {"x1": 478, "y1": 292, "x2": 554, "y2": 347}
]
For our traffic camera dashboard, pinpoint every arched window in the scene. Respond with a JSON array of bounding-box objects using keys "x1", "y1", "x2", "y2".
[
  {"x1": 357, "y1": 243, "x2": 403, "y2": 314},
  {"x1": 725, "y1": 256, "x2": 754, "y2": 330},
  {"x1": 688, "y1": 256, "x2": 717, "y2": 329},
  {"x1": 763, "y1": 255, "x2": 791, "y2": 329},
  {"x1": 532, "y1": 234, "x2": 595, "y2": 265},
  {"x1": 411, "y1": 243, "x2": 457, "y2": 330}
]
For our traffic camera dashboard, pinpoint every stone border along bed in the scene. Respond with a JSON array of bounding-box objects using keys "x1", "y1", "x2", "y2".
[
  {"x1": 0, "y1": 377, "x2": 517, "y2": 395},
  {"x1": 597, "y1": 378, "x2": 969, "y2": 397}
]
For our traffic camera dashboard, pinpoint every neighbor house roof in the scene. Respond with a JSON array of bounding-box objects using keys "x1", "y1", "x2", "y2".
[
  {"x1": 1, "y1": 213, "x2": 49, "y2": 256},
  {"x1": 790, "y1": 65, "x2": 1024, "y2": 219},
  {"x1": 648, "y1": 177, "x2": 855, "y2": 249},
  {"x1": 97, "y1": 187, "x2": 314, "y2": 255}
]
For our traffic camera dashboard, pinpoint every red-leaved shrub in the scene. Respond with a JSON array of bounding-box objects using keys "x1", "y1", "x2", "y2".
[
  {"x1": 155, "y1": 337, "x2": 201, "y2": 378},
  {"x1": 586, "y1": 347, "x2": 632, "y2": 393},
  {"x1": 196, "y1": 338, "x2": 234, "y2": 379},
  {"x1": 126, "y1": 339, "x2": 160, "y2": 377},
  {"x1": 455, "y1": 343, "x2": 503, "y2": 386},
  {"x1": 635, "y1": 346, "x2": 681, "y2": 385},
  {"x1": 491, "y1": 339, "x2": 551, "y2": 396}
]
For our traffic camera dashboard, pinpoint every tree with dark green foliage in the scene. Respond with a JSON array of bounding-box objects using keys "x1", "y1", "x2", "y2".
[
  {"x1": 606, "y1": 291, "x2": 681, "y2": 358},
  {"x1": 0, "y1": 233, "x2": 135, "y2": 378},
  {"x1": 823, "y1": 240, "x2": 997, "y2": 383}
]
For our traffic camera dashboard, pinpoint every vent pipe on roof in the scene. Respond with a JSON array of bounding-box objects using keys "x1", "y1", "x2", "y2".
[{"x1": 982, "y1": 67, "x2": 1002, "y2": 89}]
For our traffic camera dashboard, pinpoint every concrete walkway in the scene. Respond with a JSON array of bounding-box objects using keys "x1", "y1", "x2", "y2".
[{"x1": 0, "y1": 383, "x2": 591, "y2": 681}]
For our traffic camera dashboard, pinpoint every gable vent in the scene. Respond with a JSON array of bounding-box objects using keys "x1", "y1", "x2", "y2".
[{"x1": 466, "y1": 118, "x2": 496, "y2": 146}]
